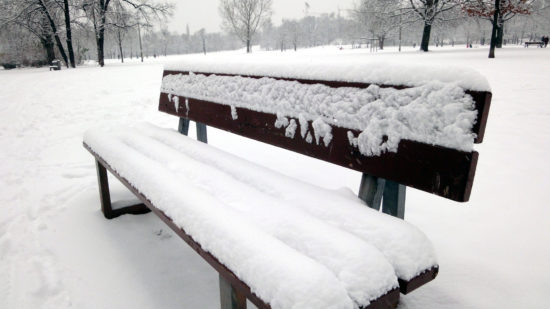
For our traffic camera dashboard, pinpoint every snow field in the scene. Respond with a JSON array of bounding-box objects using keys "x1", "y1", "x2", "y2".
[{"x1": 1, "y1": 45, "x2": 549, "y2": 308}]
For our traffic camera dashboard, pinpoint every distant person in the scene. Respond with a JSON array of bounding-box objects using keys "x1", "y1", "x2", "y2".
[{"x1": 544, "y1": 36, "x2": 549, "y2": 48}]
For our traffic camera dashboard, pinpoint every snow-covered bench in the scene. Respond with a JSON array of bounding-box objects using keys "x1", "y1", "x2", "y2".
[
  {"x1": 49, "y1": 59, "x2": 61, "y2": 71},
  {"x1": 83, "y1": 58, "x2": 491, "y2": 309}
]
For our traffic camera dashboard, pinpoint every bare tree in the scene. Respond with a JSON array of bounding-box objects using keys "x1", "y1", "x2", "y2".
[
  {"x1": 0, "y1": 0, "x2": 72, "y2": 66},
  {"x1": 355, "y1": 0, "x2": 410, "y2": 50},
  {"x1": 282, "y1": 19, "x2": 300, "y2": 51},
  {"x1": 462, "y1": 0, "x2": 537, "y2": 57},
  {"x1": 407, "y1": 0, "x2": 464, "y2": 51},
  {"x1": 81, "y1": 0, "x2": 172, "y2": 66},
  {"x1": 219, "y1": 0, "x2": 273, "y2": 53},
  {"x1": 61, "y1": 0, "x2": 76, "y2": 67}
]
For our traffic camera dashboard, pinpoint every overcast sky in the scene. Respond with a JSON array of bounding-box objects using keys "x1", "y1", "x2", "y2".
[{"x1": 168, "y1": 0, "x2": 356, "y2": 34}]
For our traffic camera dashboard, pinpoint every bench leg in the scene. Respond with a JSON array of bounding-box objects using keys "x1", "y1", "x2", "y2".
[
  {"x1": 358, "y1": 174, "x2": 406, "y2": 219},
  {"x1": 382, "y1": 180, "x2": 406, "y2": 219},
  {"x1": 178, "y1": 117, "x2": 190, "y2": 135},
  {"x1": 219, "y1": 274, "x2": 247, "y2": 309},
  {"x1": 196, "y1": 122, "x2": 208, "y2": 143},
  {"x1": 178, "y1": 117, "x2": 207, "y2": 144},
  {"x1": 358, "y1": 173, "x2": 385, "y2": 210},
  {"x1": 95, "y1": 160, "x2": 151, "y2": 219}
]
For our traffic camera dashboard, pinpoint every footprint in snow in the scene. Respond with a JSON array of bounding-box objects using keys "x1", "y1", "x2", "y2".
[
  {"x1": 154, "y1": 229, "x2": 172, "y2": 240},
  {"x1": 61, "y1": 171, "x2": 91, "y2": 179}
]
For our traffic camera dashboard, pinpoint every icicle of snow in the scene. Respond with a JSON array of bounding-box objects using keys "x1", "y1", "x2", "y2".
[
  {"x1": 174, "y1": 96, "x2": 179, "y2": 112},
  {"x1": 298, "y1": 114, "x2": 308, "y2": 139},
  {"x1": 305, "y1": 132, "x2": 313, "y2": 144},
  {"x1": 312, "y1": 118, "x2": 333, "y2": 147},
  {"x1": 185, "y1": 98, "x2": 190, "y2": 117},
  {"x1": 347, "y1": 131, "x2": 358, "y2": 147},
  {"x1": 231, "y1": 105, "x2": 238, "y2": 120},
  {"x1": 275, "y1": 113, "x2": 289, "y2": 129},
  {"x1": 285, "y1": 119, "x2": 297, "y2": 138}
]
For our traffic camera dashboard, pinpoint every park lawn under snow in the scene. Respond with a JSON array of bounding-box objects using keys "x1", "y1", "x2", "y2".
[{"x1": 1, "y1": 45, "x2": 549, "y2": 309}]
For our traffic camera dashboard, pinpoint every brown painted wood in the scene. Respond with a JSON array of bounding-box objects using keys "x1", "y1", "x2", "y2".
[
  {"x1": 86, "y1": 143, "x2": 272, "y2": 309},
  {"x1": 108, "y1": 203, "x2": 151, "y2": 218},
  {"x1": 220, "y1": 274, "x2": 247, "y2": 309},
  {"x1": 366, "y1": 288, "x2": 399, "y2": 309},
  {"x1": 398, "y1": 266, "x2": 439, "y2": 295},
  {"x1": 161, "y1": 70, "x2": 491, "y2": 143},
  {"x1": 158, "y1": 94, "x2": 478, "y2": 202},
  {"x1": 95, "y1": 159, "x2": 113, "y2": 219},
  {"x1": 95, "y1": 159, "x2": 151, "y2": 219},
  {"x1": 85, "y1": 143, "x2": 402, "y2": 309}
]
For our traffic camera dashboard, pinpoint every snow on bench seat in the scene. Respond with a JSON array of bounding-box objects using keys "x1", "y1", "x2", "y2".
[{"x1": 84, "y1": 123, "x2": 437, "y2": 308}]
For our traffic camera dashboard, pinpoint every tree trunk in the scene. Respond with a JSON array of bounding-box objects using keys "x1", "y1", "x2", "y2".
[
  {"x1": 378, "y1": 36, "x2": 385, "y2": 50},
  {"x1": 63, "y1": 0, "x2": 76, "y2": 68},
  {"x1": 489, "y1": 0, "x2": 500, "y2": 58},
  {"x1": 38, "y1": 0, "x2": 69, "y2": 67},
  {"x1": 41, "y1": 35, "x2": 56, "y2": 63},
  {"x1": 138, "y1": 23, "x2": 144, "y2": 62},
  {"x1": 420, "y1": 22, "x2": 432, "y2": 52},
  {"x1": 97, "y1": 9, "x2": 107, "y2": 66},
  {"x1": 117, "y1": 29, "x2": 124, "y2": 63},
  {"x1": 93, "y1": 1, "x2": 111, "y2": 67},
  {"x1": 97, "y1": 33, "x2": 105, "y2": 66},
  {"x1": 246, "y1": 39, "x2": 251, "y2": 53},
  {"x1": 496, "y1": 19, "x2": 503, "y2": 48}
]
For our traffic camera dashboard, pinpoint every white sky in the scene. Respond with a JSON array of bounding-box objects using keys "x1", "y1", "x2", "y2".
[{"x1": 168, "y1": 0, "x2": 356, "y2": 34}]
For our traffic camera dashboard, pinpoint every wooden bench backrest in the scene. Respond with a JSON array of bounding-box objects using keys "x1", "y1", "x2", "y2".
[{"x1": 159, "y1": 70, "x2": 491, "y2": 202}]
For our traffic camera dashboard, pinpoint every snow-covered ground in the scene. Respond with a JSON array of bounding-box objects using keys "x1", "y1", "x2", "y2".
[{"x1": 1, "y1": 45, "x2": 549, "y2": 309}]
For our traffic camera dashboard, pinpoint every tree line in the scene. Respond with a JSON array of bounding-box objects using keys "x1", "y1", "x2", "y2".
[
  {"x1": 2, "y1": 0, "x2": 550, "y2": 67},
  {"x1": 0, "y1": 0, "x2": 173, "y2": 67},
  {"x1": 250, "y1": 0, "x2": 550, "y2": 58}
]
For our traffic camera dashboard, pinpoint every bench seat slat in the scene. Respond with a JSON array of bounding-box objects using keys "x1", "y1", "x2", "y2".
[
  {"x1": 91, "y1": 147, "x2": 400, "y2": 308},
  {"x1": 88, "y1": 148, "x2": 273, "y2": 309},
  {"x1": 84, "y1": 124, "x2": 416, "y2": 309},
  {"x1": 131, "y1": 123, "x2": 438, "y2": 282},
  {"x1": 108, "y1": 127, "x2": 400, "y2": 304},
  {"x1": 85, "y1": 123, "x2": 438, "y2": 297},
  {"x1": 159, "y1": 94, "x2": 478, "y2": 202}
]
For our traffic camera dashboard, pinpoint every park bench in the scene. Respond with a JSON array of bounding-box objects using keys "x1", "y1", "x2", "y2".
[
  {"x1": 83, "y1": 58, "x2": 491, "y2": 309},
  {"x1": 49, "y1": 59, "x2": 61, "y2": 71},
  {"x1": 524, "y1": 41, "x2": 544, "y2": 48}
]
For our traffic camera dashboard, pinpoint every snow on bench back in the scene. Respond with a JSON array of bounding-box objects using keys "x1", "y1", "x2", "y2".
[
  {"x1": 163, "y1": 57, "x2": 491, "y2": 92},
  {"x1": 160, "y1": 58, "x2": 492, "y2": 202}
]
